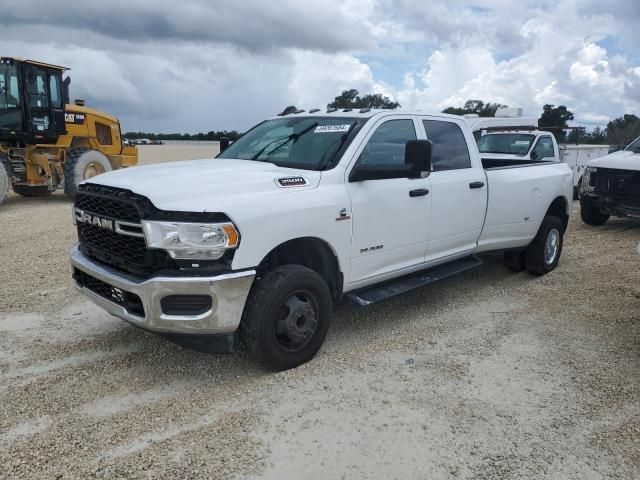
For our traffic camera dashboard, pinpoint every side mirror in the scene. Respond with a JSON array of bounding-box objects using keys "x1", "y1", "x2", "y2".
[
  {"x1": 530, "y1": 150, "x2": 538, "y2": 160},
  {"x1": 349, "y1": 139, "x2": 432, "y2": 182},
  {"x1": 404, "y1": 139, "x2": 432, "y2": 177},
  {"x1": 219, "y1": 136, "x2": 230, "y2": 152}
]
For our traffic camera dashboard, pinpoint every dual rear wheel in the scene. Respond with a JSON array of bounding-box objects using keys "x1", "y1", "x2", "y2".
[{"x1": 503, "y1": 215, "x2": 564, "y2": 275}]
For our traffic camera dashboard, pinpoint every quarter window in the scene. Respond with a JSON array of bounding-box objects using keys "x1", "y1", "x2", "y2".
[
  {"x1": 422, "y1": 120, "x2": 471, "y2": 171},
  {"x1": 358, "y1": 119, "x2": 416, "y2": 166}
]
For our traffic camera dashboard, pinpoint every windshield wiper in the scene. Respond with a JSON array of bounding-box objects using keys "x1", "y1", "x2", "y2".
[
  {"x1": 316, "y1": 121, "x2": 357, "y2": 170},
  {"x1": 251, "y1": 122, "x2": 319, "y2": 160}
]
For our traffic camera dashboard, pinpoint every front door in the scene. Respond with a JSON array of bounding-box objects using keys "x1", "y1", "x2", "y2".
[{"x1": 346, "y1": 116, "x2": 431, "y2": 285}]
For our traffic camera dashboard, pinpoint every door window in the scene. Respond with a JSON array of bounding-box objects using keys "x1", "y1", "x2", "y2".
[
  {"x1": 49, "y1": 74, "x2": 62, "y2": 108},
  {"x1": 422, "y1": 120, "x2": 471, "y2": 171},
  {"x1": 358, "y1": 119, "x2": 416, "y2": 166},
  {"x1": 532, "y1": 136, "x2": 555, "y2": 160},
  {"x1": 26, "y1": 68, "x2": 49, "y2": 108}
]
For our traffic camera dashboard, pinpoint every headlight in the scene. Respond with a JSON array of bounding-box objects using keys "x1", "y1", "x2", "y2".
[{"x1": 142, "y1": 221, "x2": 239, "y2": 260}]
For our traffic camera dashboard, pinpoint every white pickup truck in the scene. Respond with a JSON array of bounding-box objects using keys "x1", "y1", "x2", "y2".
[
  {"x1": 70, "y1": 109, "x2": 573, "y2": 370},
  {"x1": 579, "y1": 136, "x2": 640, "y2": 225}
]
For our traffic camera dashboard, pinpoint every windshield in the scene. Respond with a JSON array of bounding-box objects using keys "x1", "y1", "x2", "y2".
[
  {"x1": 625, "y1": 136, "x2": 640, "y2": 153},
  {"x1": 218, "y1": 116, "x2": 366, "y2": 170},
  {"x1": 0, "y1": 62, "x2": 22, "y2": 130},
  {"x1": 477, "y1": 133, "x2": 535, "y2": 156}
]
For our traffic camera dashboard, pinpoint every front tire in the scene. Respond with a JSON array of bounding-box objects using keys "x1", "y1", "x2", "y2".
[
  {"x1": 64, "y1": 148, "x2": 112, "y2": 198},
  {"x1": 525, "y1": 215, "x2": 564, "y2": 276},
  {"x1": 580, "y1": 197, "x2": 609, "y2": 226},
  {"x1": 239, "y1": 265, "x2": 332, "y2": 371}
]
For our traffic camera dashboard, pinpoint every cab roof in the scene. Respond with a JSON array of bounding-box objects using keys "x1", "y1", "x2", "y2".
[
  {"x1": 1, "y1": 57, "x2": 68, "y2": 71},
  {"x1": 268, "y1": 108, "x2": 465, "y2": 121}
]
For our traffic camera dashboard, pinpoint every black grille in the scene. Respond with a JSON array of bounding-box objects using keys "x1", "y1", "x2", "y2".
[
  {"x1": 593, "y1": 168, "x2": 640, "y2": 197},
  {"x1": 75, "y1": 184, "x2": 176, "y2": 277},
  {"x1": 75, "y1": 184, "x2": 142, "y2": 222},
  {"x1": 73, "y1": 268, "x2": 145, "y2": 317}
]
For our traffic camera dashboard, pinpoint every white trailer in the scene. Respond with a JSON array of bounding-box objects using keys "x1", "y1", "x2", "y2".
[{"x1": 558, "y1": 144, "x2": 610, "y2": 192}]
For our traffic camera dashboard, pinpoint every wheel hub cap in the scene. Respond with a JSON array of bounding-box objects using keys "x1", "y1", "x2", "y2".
[
  {"x1": 544, "y1": 228, "x2": 560, "y2": 265},
  {"x1": 275, "y1": 293, "x2": 318, "y2": 349}
]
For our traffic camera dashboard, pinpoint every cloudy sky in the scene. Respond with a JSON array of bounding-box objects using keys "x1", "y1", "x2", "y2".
[{"x1": 2, "y1": 0, "x2": 638, "y2": 132}]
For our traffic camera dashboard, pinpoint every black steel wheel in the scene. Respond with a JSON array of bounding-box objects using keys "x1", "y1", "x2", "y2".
[{"x1": 240, "y1": 265, "x2": 332, "y2": 371}]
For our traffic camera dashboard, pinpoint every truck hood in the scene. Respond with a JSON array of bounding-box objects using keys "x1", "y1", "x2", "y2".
[
  {"x1": 588, "y1": 150, "x2": 640, "y2": 171},
  {"x1": 86, "y1": 158, "x2": 321, "y2": 212}
]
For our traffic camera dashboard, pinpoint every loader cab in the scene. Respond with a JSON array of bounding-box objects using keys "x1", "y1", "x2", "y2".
[{"x1": 0, "y1": 57, "x2": 68, "y2": 144}]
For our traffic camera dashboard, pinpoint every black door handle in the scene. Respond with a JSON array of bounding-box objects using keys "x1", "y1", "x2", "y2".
[
  {"x1": 409, "y1": 188, "x2": 429, "y2": 197},
  {"x1": 469, "y1": 181, "x2": 485, "y2": 189}
]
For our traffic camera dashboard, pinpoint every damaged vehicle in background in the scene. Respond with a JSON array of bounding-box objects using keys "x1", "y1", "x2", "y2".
[{"x1": 580, "y1": 136, "x2": 640, "y2": 225}]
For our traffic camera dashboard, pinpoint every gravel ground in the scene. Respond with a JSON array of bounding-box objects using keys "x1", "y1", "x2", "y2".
[{"x1": 0, "y1": 148, "x2": 638, "y2": 479}]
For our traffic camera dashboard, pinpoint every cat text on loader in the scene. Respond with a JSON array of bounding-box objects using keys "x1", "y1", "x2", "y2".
[{"x1": 0, "y1": 57, "x2": 137, "y2": 205}]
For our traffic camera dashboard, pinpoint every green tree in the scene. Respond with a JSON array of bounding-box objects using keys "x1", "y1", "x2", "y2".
[
  {"x1": 538, "y1": 104, "x2": 574, "y2": 142},
  {"x1": 328, "y1": 89, "x2": 400, "y2": 109},
  {"x1": 442, "y1": 99, "x2": 507, "y2": 117},
  {"x1": 606, "y1": 114, "x2": 640, "y2": 148}
]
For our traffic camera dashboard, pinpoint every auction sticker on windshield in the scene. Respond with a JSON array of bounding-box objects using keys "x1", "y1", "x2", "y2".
[{"x1": 314, "y1": 125, "x2": 352, "y2": 133}]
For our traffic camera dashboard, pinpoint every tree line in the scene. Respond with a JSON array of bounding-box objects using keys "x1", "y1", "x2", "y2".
[
  {"x1": 125, "y1": 89, "x2": 639, "y2": 148},
  {"x1": 123, "y1": 130, "x2": 241, "y2": 141},
  {"x1": 328, "y1": 89, "x2": 640, "y2": 147}
]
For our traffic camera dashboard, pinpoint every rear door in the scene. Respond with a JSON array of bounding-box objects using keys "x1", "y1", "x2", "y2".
[
  {"x1": 346, "y1": 116, "x2": 431, "y2": 285},
  {"x1": 420, "y1": 118, "x2": 488, "y2": 261}
]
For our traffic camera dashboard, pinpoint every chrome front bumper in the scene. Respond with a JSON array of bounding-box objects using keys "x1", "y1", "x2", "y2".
[{"x1": 70, "y1": 245, "x2": 255, "y2": 335}]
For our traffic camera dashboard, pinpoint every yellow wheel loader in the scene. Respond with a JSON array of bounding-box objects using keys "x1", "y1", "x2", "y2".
[{"x1": 0, "y1": 57, "x2": 137, "y2": 205}]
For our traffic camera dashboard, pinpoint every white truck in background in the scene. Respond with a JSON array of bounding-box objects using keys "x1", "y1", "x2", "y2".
[{"x1": 70, "y1": 108, "x2": 573, "y2": 371}]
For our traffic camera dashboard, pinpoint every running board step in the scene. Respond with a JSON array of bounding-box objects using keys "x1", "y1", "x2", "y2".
[{"x1": 346, "y1": 256, "x2": 483, "y2": 307}]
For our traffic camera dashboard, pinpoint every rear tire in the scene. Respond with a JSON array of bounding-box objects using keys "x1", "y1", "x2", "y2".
[
  {"x1": 0, "y1": 159, "x2": 8, "y2": 206},
  {"x1": 239, "y1": 265, "x2": 332, "y2": 371},
  {"x1": 525, "y1": 215, "x2": 564, "y2": 276},
  {"x1": 580, "y1": 197, "x2": 609, "y2": 226},
  {"x1": 12, "y1": 185, "x2": 53, "y2": 197},
  {"x1": 64, "y1": 148, "x2": 112, "y2": 198}
]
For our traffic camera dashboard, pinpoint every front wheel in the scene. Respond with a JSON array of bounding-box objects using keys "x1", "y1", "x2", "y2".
[
  {"x1": 580, "y1": 197, "x2": 609, "y2": 226},
  {"x1": 239, "y1": 265, "x2": 332, "y2": 371},
  {"x1": 525, "y1": 215, "x2": 564, "y2": 275}
]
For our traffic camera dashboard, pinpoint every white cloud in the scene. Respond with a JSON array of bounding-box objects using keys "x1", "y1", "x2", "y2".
[{"x1": 1, "y1": 0, "x2": 637, "y2": 131}]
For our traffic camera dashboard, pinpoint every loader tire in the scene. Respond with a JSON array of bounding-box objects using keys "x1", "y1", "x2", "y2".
[
  {"x1": 13, "y1": 185, "x2": 53, "y2": 197},
  {"x1": 0, "y1": 158, "x2": 8, "y2": 206},
  {"x1": 64, "y1": 148, "x2": 112, "y2": 198}
]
